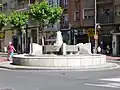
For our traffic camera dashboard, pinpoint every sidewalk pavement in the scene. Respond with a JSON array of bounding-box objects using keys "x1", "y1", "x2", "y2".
[
  {"x1": 0, "y1": 57, "x2": 7, "y2": 62},
  {"x1": 106, "y1": 56, "x2": 120, "y2": 60}
]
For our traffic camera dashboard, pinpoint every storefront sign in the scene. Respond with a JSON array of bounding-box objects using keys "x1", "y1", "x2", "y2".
[
  {"x1": 87, "y1": 28, "x2": 98, "y2": 37},
  {"x1": 0, "y1": 33, "x2": 4, "y2": 39},
  {"x1": 87, "y1": 28, "x2": 95, "y2": 37}
]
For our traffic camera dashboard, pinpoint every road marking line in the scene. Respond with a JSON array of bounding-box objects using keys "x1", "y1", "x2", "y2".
[
  {"x1": 100, "y1": 78, "x2": 120, "y2": 82},
  {"x1": 85, "y1": 83, "x2": 120, "y2": 88}
]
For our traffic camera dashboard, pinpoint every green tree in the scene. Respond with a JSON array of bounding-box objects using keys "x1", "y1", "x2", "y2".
[
  {"x1": 8, "y1": 11, "x2": 29, "y2": 53},
  {"x1": 0, "y1": 13, "x2": 8, "y2": 30},
  {"x1": 8, "y1": 11, "x2": 29, "y2": 33},
  {"x1": 29, "y1": 0, "x2": 63, "y2": 45},
  {"x1": 0, "y1": 13, "x2": 8, "y2": 42}
]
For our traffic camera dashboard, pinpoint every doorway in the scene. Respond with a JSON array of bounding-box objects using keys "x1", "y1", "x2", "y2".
[{"x1": 116, "y1": 35, "x2": 120, "y2": 56}]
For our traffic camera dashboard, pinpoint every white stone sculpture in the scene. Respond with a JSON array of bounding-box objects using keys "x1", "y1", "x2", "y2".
[
  {"x1": 54, "y1": 31, "x2": 63, "y2": 46},
  {"x1": 76, "y1": 43, "x2": 92, "y2": 55},
  {"x1": 30, "y1": 43, "x2": 42, "y2": 55},
  {"x1": 62, "y1": 43, "x2": 67, "y2": 55}
]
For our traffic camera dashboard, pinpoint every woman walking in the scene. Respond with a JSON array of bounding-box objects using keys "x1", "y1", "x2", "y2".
[{"x1": 7, "y1": 42, "x2": 16, "y2": 61}]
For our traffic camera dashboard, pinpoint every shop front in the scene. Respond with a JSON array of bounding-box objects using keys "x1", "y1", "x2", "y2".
[{"x1": 112, "y1": 33, "x2": 120, "y2": 56}]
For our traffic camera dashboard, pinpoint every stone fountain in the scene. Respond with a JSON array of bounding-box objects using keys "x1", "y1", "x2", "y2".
[{"x1": 13, "y1": 31, "x2": 106, "y2": 68}]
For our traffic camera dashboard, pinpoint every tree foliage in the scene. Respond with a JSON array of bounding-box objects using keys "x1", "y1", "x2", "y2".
[
  {"x1": 8, "y1": 11, "x2": 29, "y2": 31},
  {"x1": 0, "y1": 13, "x2": 8, "y2": 30},
  {"x1": 29, "y1": 0, "x2": 63, "y2": 27}
]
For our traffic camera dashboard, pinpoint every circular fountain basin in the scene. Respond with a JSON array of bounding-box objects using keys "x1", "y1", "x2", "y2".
[{"x1": 13, "y1": 54, "x2": 106, "y2": 67}]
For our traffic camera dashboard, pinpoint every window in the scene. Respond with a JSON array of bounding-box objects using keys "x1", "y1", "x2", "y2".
[
  {"x1": 83, "y1": 9, "x2": 94, "y2": 19},
  {"x1": 10, "y1": 0, "x2": 16, "y2": 9},
  {"x1": 64, "y1": 0, "x2": 68, "y2": 8},
  {"x1": 63, "y1": 14, "x2": 68, "y2": 24},
  {"x1": 84, "y1": 16, "x2": 87, "y2": 19},
  {"x1": 48, "y1": 0, "x2": 53, "y2": 6},
  {"x1": 104, "y1": 8, "x2": 110, "y2": 16},
  {"x1": 115, "y1": 5, "x2": 120, "y2": 16},
  {"x1": 3, "y1": 3, "x2": 8, "y2": 10},
  {"x1": 74, "y1": 11, "x2": 80, "y2": 21},
  {"x1": 18, "y1": 0, "x2": 25, "y2": 5}
]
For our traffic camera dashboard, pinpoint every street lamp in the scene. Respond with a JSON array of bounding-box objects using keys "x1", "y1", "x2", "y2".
[
  {"x1": 94, "y1": 0, "x2": 98, "y2": 54},
  {"x1": 94, "y1": 23, "x2": 101, "y2": 54}
]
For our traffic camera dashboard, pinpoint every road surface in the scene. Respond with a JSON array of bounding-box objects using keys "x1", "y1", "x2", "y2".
[{"x1": 0, "y1": 61, "x2": 120, "y2": 90}]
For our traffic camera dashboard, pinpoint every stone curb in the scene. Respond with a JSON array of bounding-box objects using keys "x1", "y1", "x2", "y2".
[{"x1": 0, "y1": 61, "x2": 119, "y2": 71}]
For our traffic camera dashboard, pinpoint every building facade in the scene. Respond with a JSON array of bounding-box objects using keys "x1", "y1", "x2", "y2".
[
  {"x1": 1, "y1": 0, "x2": 120, "y2": 55},
  {"x1": 112, "y1": 0, "x2": 120, "y2": 56},
  {"x1": 60, "y1": 0, "x2": 116, "y2": 55},
  {"x1": 0, "y1": 0, "x2": 60, "y2": 52}
]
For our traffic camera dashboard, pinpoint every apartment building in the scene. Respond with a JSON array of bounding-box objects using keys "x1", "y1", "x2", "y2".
[
  {"x1": 112, "y1": 0, "x2": 120, "y2": 56},
  {"x1": 60, "y1": 0, "x2": 115, "y2": 54},
  {"x1": 0, "y1": 0, "x2": 60, "y2": 52}
]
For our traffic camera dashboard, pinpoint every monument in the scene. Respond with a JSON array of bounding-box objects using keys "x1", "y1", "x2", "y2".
[{"x1": 13, "y1": 31, "x2": 107, "y2": 68}]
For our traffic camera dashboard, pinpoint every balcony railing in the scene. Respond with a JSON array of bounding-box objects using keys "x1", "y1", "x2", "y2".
[
  {"x1": 97, "y1": 13, "x2": 113, "y2": 24},
  {"x1": 97, "y1": 16, "x2": 113, "y2": 24},
  {"x1": 96, "y1": 0, "x2": 112, "y2": 4}
]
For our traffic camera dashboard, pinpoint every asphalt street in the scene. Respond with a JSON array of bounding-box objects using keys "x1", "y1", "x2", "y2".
[{"x1": 0, "y1": 61, "x2": 120, "y2": 90}]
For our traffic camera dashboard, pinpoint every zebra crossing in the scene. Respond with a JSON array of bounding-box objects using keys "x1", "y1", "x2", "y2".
[{"x1": 84, "y1": 77, "x2": 120, "y2": 89}]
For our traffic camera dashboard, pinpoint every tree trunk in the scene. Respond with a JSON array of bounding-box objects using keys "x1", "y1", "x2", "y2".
[
  {"x1": 39, "y1": 22, "x2": 44, "y2": 46},
  {"x1": 41, "y1": 30, "x2": 44, "y2": 46},
  {"x1": 30, "y1": 35, "x2": 33, "y2": 54},
  {"x1": 17, "y1": 29, "x2": 23, "y2": 54}
]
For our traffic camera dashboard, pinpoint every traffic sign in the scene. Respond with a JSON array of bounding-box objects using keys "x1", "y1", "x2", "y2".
[{"x1": 87, "y1": 28, "x2": 98, "y2": 37}]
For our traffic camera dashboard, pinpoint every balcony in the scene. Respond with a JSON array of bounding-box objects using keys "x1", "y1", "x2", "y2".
[
  {"x1": 83, "y1": 19, "x2": 94, "y2": 26},
  {"x1": 114, "y1": 16, "x2": 120, "y2": 23},
  {"x1": 96, "y1": 0, "x2": 112, "y2": 4},
  {"x1": 15, "y1": 3, "x2": 28, "y2": 11},
  {"x1": 97, "y1": 13, "x2": 113, "y2": 24}
]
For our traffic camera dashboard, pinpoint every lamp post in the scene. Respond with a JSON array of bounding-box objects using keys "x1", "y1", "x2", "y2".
[
  {"x1": 94, "y1": 0, "x2": 101, "y2": 54},
  {"x1": 94, "y1": 0, "x2": 97, "y2": 54}
]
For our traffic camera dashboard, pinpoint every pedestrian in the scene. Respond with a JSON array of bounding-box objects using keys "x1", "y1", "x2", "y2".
[
  {"x1": 7, "y1": 42, "x2": 16, "y2": 61},
  {"x1": 106, "y1": 45, "x2": 110, "y2": 55}
]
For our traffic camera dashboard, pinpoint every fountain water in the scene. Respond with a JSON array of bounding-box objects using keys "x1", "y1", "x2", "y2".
[
  {"x1": 13, "y1": 31, "x2": 107, "y2": 68},
  {"x1": 54, "y1": 31, "x2": 63, "y2": 46}
]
